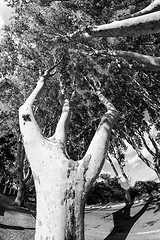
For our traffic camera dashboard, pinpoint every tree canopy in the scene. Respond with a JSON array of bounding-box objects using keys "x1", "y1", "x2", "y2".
[{"x1": 0, "y1": 0, "x2": 160, "y2": 178}]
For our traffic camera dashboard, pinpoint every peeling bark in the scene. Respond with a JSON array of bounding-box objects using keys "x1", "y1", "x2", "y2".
[{"x1": 19, "y1": 70, "x2": 119, "y2": 239}]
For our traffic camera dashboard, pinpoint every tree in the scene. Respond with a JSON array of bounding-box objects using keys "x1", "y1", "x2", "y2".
[
  {"x1": 87, "y1": 174, "x2": 124, "y2": 205},
  {"x1": 1, "y1": 0, "x2": 160, "y2": 239},
  {"x1": 82, "y1": 0, "x2": 160, "y2": 38},
  {"x1": 18, "y1": 69, "x2": 119, "y2": 239},
  {"x1": 107, "y1": 153, "x2": 132, "y2": 205},
  {"x1": 0, "y1": 72, "x2": 34, "y2": 204},
  {"x1": 134, "y1": 180, "x2": 159, "y2": 196},
  {"x1": 12, "y1": 134, "x2": 33, "y2": 206}
]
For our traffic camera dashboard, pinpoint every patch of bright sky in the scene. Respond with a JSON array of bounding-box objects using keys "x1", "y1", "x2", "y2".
[
  {"x1": 0, "y1": 0, "x2": 12, "y2": 30},
  {"x1": 0, "y1": 14, "x2": 4, "y2": 29},
  {"x1": 103, "y1": 124, "x2": 158, "y2": 184}
]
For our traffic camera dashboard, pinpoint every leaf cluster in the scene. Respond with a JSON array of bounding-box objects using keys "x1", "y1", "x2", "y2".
[{"x1": 0, "y1": 0, "x2": 159, "y2": 164}]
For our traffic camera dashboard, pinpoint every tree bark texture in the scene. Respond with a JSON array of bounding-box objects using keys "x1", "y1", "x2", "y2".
[
  {"x1": 107, "y1": 50, "x2": 160, "y2": 71},
  {"x1": 84, "y1": 11, "x2": 160, "y2": 38},
  {"x1": 128, "y1": 0, "x2": 160, "y2": 18},
  {"x1": 19, "y1": 73, "x2": 119, "y2": 240}
]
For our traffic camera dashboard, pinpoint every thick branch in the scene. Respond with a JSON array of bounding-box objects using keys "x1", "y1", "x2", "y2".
[
  {"x1": 96, "y1": 90, "x2": 118, "y2": 113},
  {"x1": 85, "y1": 11, "x2": 160, "y2": 38},
  {"x1": 53, "y1": 99, "x2": 71, "y2": 147},
  {"x1": 80, "y1": 91, "x2": 119, "y2": 191},
  {"x1": 19, "y1": 77, "x2": 45, "y2": 142},
  {"x1": 108, "y1": 50, "x2": 160, "y2": 71},
  {"x1": 128, "y1": 0, "x2": 160, "y2": 18},
  {"x1": 19, "y1": 67, "x2": 56, "y2": 143},
  {"x1": 139, "y1": 132, "x2": 156, "y2": 157},
  {"x1": 107, "y1": 155, "x2": 119, "y2": 177},
  {"x1": 92, "y1": 49, "x2": 160, "y2": 71}
]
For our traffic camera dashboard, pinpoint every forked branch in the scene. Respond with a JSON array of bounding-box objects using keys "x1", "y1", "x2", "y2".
[{"x1": 19, "y1": 64, "x2": 57, "y2": 143}]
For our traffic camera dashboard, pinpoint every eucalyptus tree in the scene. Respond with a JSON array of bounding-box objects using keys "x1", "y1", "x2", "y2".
[{"x1": 1, "y1": 0, "x2": 160, "y2": 239}]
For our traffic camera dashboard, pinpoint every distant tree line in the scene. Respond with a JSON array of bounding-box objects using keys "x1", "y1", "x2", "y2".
[{"x1": 86, "y1": 174, "x2": 159, "y2": 205}]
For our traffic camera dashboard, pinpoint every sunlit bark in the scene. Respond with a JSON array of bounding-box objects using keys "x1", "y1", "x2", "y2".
[
  {"x1": 128, "y1": 0, "x2": 160, "y2": 18},
  {"x1": 83, "y1": 11, "x2": 160, "y2": 38},
  {"x1": 107, "y1": 50, "x2": 160, "y2": 71},
  {"x1": 19, "y1": 68, "x2": 119, "y2": 239}
]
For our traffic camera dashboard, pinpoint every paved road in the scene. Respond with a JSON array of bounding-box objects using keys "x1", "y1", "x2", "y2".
[
  {"x1": 0, "y1": 194, "x2": 159, "y2": 240},
  {"x1": 85, "y1": 201, "x2": 160, "y2": 240}
]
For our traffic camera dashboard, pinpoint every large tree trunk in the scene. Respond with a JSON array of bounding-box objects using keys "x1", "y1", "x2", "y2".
[{"x1": 19, "y1": 70, "x2": 119, "y2": 240}]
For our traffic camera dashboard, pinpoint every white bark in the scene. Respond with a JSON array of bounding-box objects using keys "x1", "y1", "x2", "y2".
[
  {"x1": 19, "y1": 71, "x2": 119, "y2": 239},
  {"x1": 107, "y1": 50, "x2": 160, "y2": 71},
  {"x1": 84, "y1": 11, "x2": 160, "y2": 38},
  {"x1": 128, "y1": 0, "x2": 160, "y2": 18}
]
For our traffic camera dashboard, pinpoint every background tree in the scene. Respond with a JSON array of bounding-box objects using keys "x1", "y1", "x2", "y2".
[{"x1": 87, "y1": 174, "x2": 124, "y2": 205}]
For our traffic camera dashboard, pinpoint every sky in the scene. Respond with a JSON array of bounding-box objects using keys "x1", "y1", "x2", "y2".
[
  {"x1": 0, "y1": 1, "x2": 159, "y2": 184},
  {"x1": 103, "y1": 125, "x2": 158, "y2": 184},
  {"x1": 0, "y1": 1, "x2": 12, "y2": 30}
]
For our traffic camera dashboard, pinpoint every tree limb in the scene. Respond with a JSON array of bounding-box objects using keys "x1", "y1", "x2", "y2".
[
  {"x1": 127, "y1": 0, "x2": 160, "y2": 18},
  {"x1": 53, "y1": 99, "x2": 71, "y2": 149},
  {"x1": 19, "y1": 65, "x2": 57, "y2": 145},
  {"x1": 140, "y1": 132, "x2": 156, "y2": 157},
  {"x1": 92, "y1": 49, "x2": 160, "y2": 71},
  {"x1": 80, "y1": 88, "x2": 119, "y2": 192},
  {"x1": 107, "y1": 155, "x2": 119, "y2": 177},
  {"x1": 108, "y1": 50, "x2": 160, "y2": 71},
  {"x1": 146, "y1": 130, "x2": 160, "y2": 166},
  {"x1": 84, "y1": 11, "x2": 160, "y2": 38},
  {"x1": 127, "y1": 136, "x2": 155, "y2": 170}
]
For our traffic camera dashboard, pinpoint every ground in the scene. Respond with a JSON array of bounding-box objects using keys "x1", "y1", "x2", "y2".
[{"x1": 0, "y1": 194, "x2": 160, "y2": 240}]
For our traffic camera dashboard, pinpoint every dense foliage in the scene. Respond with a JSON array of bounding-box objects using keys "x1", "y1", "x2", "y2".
[
  {"x1": 0, "y1": 133, "x2": 16, "y2": 179},
  {"x1": 87, "y1": 174, "x2": 159, "y2": 205},
  {"x1": 0, "y1": 0, "x2": 160, "y2": 178}
]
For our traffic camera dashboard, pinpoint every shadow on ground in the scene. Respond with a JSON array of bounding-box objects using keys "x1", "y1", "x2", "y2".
[
  {"x1": 104, "y1": 197, "x2": 153, "y2": 240},
  {"x1": 0, "y1": 223, "x2": 34, "y2": 230}
]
